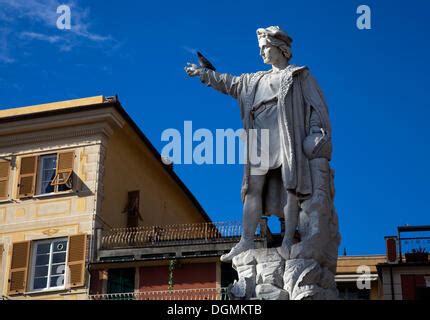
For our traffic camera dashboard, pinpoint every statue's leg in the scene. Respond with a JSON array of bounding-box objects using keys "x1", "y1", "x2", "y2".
[
  {"x1": 242, "y1": 173, "x2": 266, "y2": 240},
  {"x1": 220, "y1": 173, "x2": 266, "y2": 262},
  {"x1": 263, "y1": 167, "x2": 283, "y2": 218},
  {"x1": 279, "y1": 190, "x2": 299, "y2": 259}
]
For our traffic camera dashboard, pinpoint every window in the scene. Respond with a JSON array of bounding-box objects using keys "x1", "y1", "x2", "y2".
[
  {"x1": 401, "y1": 274, "x2": 430, "y2": 300},
  {"x1": 29, "y1": 238, "x2": 68, "y2": 292},
  {"x1": 123, "y1": 191, "x2": 142, "y2": 228},
  {"x1": 107, "y1": 268, "x2": 135, "y2": 294},
  {"x1": 18, "y1": 151, "x2": 74, "y2": 198},
  {"x1": 8, "y1": 234, "x2": 87, "y2": 295},
  {"x1": 36, "y1": 154, "x2": 57, "y2": 195},
  {"x1": 337, "y1": 282, "x2": 370, "y2": 300},
  {"x1": 36, "y1": 153, "x2": 72, "y2": 195}
]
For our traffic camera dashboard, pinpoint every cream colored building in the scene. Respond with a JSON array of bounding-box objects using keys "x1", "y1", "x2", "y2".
[
  {"x1": 336, "y1": 255, "x2": 385, "y2": 300},
  {"x1": 0, "y1": 96, "x2": 210, "y2": 300}
]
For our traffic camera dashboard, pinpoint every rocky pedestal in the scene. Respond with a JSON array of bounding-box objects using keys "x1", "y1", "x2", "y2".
[
  {"x1": 228, "y1": 159, "x2": 341, "y2": 300},
  {"x1": 228, "y1": 247, "x2": 338, "y2": 300}
]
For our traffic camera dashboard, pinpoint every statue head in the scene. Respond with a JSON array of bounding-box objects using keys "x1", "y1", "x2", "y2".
[{"x1": 256, "y1": 26, "x2": 293, "y2": 65}]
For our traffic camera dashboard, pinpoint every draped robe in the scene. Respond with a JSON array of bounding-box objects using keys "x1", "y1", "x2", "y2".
[{"x1": 200, "y1": 65, "x2": 332, "y2": 210}]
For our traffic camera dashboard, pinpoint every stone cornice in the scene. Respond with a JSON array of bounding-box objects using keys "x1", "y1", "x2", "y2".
[
  {"x1": 0, "y1": 108, "x2": 125, "y2": 149},
  {"x1": 0, "y1": 107, "x2": 124, "y2": 135},
  {"x1": 0, "y1": 124, "x2": 110, "y2": 149}
]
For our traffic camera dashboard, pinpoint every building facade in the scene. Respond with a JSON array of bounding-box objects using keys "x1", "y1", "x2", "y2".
[
  {"x1": 0, "y1": 96, "x2": 210, "y2": 299},
  {"x1": 377, "y1": 226, "x2": 430, "y2": 300},
  {"x1": 336, "y1": 255, "x2": 385, "y2": 300}
]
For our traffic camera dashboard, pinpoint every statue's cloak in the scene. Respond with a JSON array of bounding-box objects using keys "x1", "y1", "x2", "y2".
[{"x1": 200, "y1": 65, "x2": 332, "y2": 205}]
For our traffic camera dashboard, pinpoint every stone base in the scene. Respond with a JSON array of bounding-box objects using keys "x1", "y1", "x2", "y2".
[{"x1": 228, "y1": 247, "x2": 338, "y2": 300}]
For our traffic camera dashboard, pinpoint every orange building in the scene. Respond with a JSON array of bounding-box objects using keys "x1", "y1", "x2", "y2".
[{"x1": 0, "y1": 96, "x2": 211, "y2": 299}]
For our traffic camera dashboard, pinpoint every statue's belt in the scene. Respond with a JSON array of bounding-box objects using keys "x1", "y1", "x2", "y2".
[{"x1": 250, "y1": 100, "x2": 278, "y2": 119}]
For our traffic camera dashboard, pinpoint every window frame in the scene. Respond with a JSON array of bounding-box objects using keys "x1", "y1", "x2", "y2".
[
  {"x1": 26, "y1": 151, "x2": 74, "y2": 197},
  {"x1": 35, "y1": 154, "x2": 58, "y2": 196},
  {"x1": 28, "y1": 237, "x2": 69, "y2": 293}
]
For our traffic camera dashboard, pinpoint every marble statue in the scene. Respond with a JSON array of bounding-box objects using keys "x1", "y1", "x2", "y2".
[{"x1": 185, "y1": 26, "x2": 340, "y2": 300}]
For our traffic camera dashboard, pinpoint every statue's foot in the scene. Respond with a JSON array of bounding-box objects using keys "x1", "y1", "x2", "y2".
[{"x1": 220, "y1": 239, "x2": 255, "y2": 262}]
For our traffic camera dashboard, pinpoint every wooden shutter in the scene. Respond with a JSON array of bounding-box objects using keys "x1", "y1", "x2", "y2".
[
  {"x1": 0, "y1": 161, "x2": 10, "y2": 200},
  {"x1": 51, "y1": 151, "x2": 74, "y2": 186},
  {"x1": 67, "y1": 234, "x2": 87, "y2": 288},
  {"x1": 8, "y1": 241, "x2": 30, "y2": 295},
  {"x1": 18, "y1": 156, "x2": 37, "y2": 198}
]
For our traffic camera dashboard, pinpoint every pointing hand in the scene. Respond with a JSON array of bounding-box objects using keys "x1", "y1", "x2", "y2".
[{"x1": 184, "y1": 63, "x2": 203, "y2": 77}]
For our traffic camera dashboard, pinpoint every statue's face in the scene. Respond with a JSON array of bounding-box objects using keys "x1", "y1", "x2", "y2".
[{"x1": 259, "y1": 39, "x2": 284, "y2": 65}]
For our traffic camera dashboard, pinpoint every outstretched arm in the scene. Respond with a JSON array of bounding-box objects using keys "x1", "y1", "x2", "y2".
[{"x1": 184, "y1": 63, "x2": 243, "y2": 99}]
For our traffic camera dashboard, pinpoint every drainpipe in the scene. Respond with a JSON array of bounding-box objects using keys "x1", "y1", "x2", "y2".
[
  {"x1": 390, "y1": 266, "x2": 395, "y2": 300},
  {"x1": 94, "y1": 228, "x2": 103, "y2": 262}
]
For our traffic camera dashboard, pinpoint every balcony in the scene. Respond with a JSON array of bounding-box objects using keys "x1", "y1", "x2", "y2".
[
  {"x1": 89, "y1": 287, "x2": 229, "y2": 300},
  {"x1": 398, "y1": 225, "x2": 430, "y2": 264},
  {"x1": 100, "y1": 221, "x2": 247, "y2": 249},
  {"x1": 94, "y1": 220, "x2": 271, "y2": 262}
]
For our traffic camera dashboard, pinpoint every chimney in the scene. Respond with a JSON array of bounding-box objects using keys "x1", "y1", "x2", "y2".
[{"x1": 385, "y1": 236, "x2": 398, "y2": 263}]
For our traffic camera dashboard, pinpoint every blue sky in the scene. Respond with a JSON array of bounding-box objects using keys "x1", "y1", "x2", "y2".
[{"x1": 0, "y1": 0, "x2": 429, "y2": 255}]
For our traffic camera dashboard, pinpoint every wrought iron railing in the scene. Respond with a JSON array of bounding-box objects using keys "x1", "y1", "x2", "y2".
[
  {"x1": 89, "y1": 287, "x2": 229, "y2": 300},
  {"x1": 101, "y1": 221, "x2": 254, "y2": 249},
  {"x1": 400, "y1": 237, "x2": 430, "y2": 255},
  {"x1": 397, "y1": 225, "x2": 430, "y2": 263}
]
